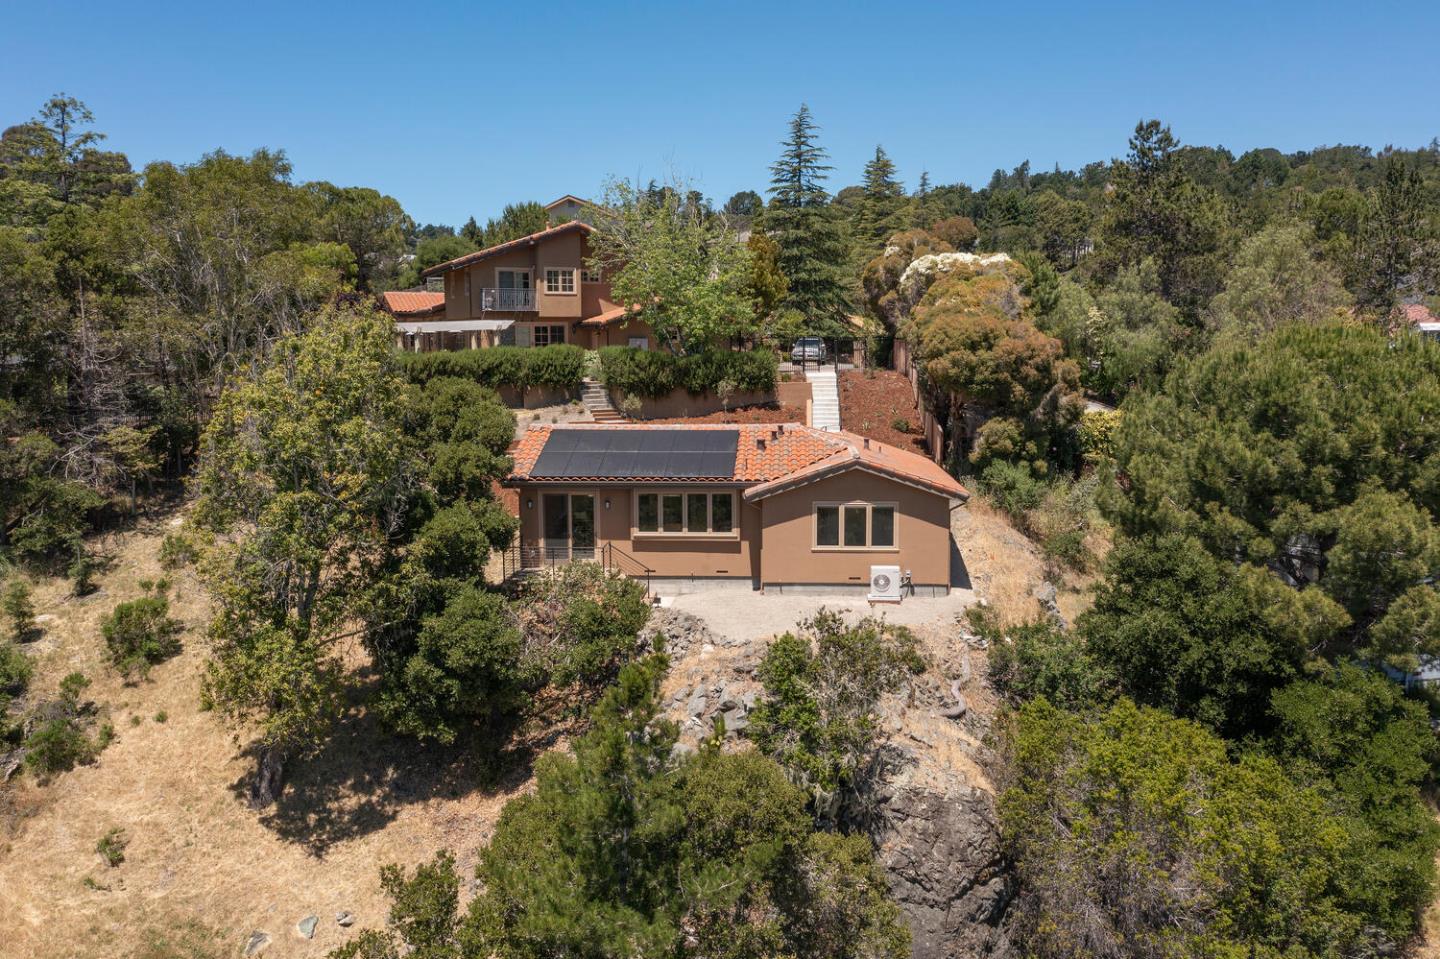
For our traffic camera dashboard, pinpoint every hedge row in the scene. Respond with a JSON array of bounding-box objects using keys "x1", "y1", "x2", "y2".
[
  {"x1": 398, "y1": 345, "x2": 586, "y2": 391},
  {"x1": 597, "y1": 347, "x2": 778, "y2": 399}
]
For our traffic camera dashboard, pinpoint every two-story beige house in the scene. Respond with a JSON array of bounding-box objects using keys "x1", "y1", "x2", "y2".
[{"x1": 400, "y1": 201, "x2": 655, "y2": 352}]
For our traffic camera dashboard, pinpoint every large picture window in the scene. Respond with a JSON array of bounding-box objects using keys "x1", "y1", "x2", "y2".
[
  {"x1": 636, "y1": 491, "x2": 737, "y2": 536},
  {"x1": 813, "y1": 502, "x2": 898, "y2": 550},
  {"x1": 544, "y1": 267, "x2": 576, "y2": 294}
]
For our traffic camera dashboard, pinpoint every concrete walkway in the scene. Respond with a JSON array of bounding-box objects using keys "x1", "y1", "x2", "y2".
[
  {"x1": 808, "y1": 366, "x2": 841, "y2": 431},
  {"x1": 658, "y1": 586, "x2": 977, "y2": 644}
]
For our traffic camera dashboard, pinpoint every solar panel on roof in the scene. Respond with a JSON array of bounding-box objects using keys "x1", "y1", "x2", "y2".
[{"x1": 531, "y1": 429, "x2": 740, "y2": 479}]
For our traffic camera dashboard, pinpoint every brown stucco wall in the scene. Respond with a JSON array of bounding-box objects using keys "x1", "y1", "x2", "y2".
[
  {"x1": 514, "y1": 484, "x2": 760, "y2": 583},
  {"x1": 512, "y1": 469, "x2": 955, "y2": 589},
  {"x1": 756, "y1": 470, "x2": 954, "y2": 588}
]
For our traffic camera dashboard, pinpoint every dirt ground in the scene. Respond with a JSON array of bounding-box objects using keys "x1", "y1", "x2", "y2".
[
  {"x1": 648, "y1": 403, "x2": 806, "y2": 425},
  {"x1": 838, "y1": 369, "x2": 929, "y2": 455}
]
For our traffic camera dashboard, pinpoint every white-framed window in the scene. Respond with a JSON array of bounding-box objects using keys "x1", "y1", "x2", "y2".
[
  {"x1": 813, "y1": 502, "x2": 897, "y2": 550},
  {"x1": 544, "y1": 267, "x2": 576, "y2": 294},
  {"x1": 582, "y1": 268, "x2": 602, "y2": 283},
  {"x1": 635, "y1": 490, "x2": 735, "y2": 536},
  {"x1": 533, "y1": 324, "x2": 566, "y2": 347},
  {"x1": 628, "y1": 336, "x2": 649, "y2": 350}
]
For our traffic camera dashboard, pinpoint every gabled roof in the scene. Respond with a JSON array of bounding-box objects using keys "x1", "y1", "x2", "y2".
[
  {"x1": 380, "y1": 290, "x2": 445, "y2": 316},
  {"x1": 420, "y1": 220, "x2": 593, "y2": 278},
  {"x1": 506, "y1": 423, "x2": 968, "y2": 501},
  {"x1": 545, "y1": 194, "x2": 592, "y2": 211}
]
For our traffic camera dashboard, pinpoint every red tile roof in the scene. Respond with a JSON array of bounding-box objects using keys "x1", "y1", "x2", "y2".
[
  {"x1": 420, "y1": 221, "x2": 593, "y2": 278},
  {"x1": 1403, "y1": 303, "x2": 1440, "y2": 326},
  {"x1": 581, "y1": 303, "x2": 634, "y2": 327},
  {"x1": 380, "y1": 290, "x2": 445, "y2": 316},
  {"x1": 506, "y1": 423, "x2": 968, "y2": 500}
]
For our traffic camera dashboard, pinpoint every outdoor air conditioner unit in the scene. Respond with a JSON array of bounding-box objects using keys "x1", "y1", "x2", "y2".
[{"x1": 869, "y1": 565, "x2": 903, "y2": 603}]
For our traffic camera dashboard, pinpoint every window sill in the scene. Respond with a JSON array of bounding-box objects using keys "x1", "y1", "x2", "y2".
[
  {"x1": 633, "y1": 531, "x2": 740, "y2": 541},
  {"x1": 811, "y1": 546, "x2": 899, "y2": 553}
]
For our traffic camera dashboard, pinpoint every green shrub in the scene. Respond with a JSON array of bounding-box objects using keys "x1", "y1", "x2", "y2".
[
  {"x1": 0, "y1": 639, "x2": 32, "y2": 692},
  {"x1": 398, "y1": 345, "x2": 586, "y2": 392},
  {"x1": 96, "y1": 827, "x2": 128, "y2": 867},
  {"x1": 748, "y1": 610, "x2": 925, "y2": 825},
  {"x1": 68, "y1": 551, "x2": 97, "y2": 596},
  {"x1": 973, "y1": 607, "x2": 1112, "y2": 710},
  {"x1": 102, "y1": 585, "x2": 183, "y2": 679},
  {"x1": 514, "y1": 563, "x2": 651, "y2": 690},
  {"x1": 158, "y1": 532, "x2": 198, "y2": 569},
  {"x1": 24, "y1": 672, "x2": 105, "y2": 776},
  {"x1": 2, "y1": 578, "x2": 35, "y2": 642},
  {"x1": 979, "y1": 460, "x2": 1046, "y2": 524},
  {"x1": 597, "y1": 347, "x2": 777, "y2": 399}
]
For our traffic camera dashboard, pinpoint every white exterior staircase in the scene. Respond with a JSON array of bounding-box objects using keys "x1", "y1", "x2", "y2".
[
  {"x1": 581, "y1": 379, "x2": 624, "y2": 423},
  {"x1": 807, "y1": 366, "x2": 841, "y2": 431}
]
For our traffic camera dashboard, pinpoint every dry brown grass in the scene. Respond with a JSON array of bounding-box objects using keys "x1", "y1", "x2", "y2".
[
  {"x1": 0, "y1": 511, "x2": 536, "y2": 959},
  {"x1": 952, "y1": 497, "x2": 1098, "y2": 626}
]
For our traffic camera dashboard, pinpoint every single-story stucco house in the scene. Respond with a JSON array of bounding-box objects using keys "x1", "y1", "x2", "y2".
[{"x1": 504, "y1": 423, "x2": 969, "y2": 595}]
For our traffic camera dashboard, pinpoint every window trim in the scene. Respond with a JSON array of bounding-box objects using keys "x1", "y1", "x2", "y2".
[
  {"x1": 543, "y1": 266, "x2": 577, "y2": 295},
  {"x1": 632, "y1": 489, "x2": 740, "y2": 539},
  {"x1": 581, "y1": 267, "x2": 603, "y2": 283},
  {"x1": 812, "y1": 501, "x2": 900, "y2": 552},
  {"x1": 532, "y1": 324, "x2": 566, "y2": 347}
]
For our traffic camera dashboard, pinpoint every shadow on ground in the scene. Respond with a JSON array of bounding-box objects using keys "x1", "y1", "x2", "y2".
[
  {"x1": 232, "y1": 675, "x2": 572, "y2": 855},
  {"x1": 950, "y1": 539, "x2": 973, "y2": 591}
]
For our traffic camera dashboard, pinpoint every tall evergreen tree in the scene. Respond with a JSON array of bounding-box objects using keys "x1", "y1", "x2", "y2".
[
  {"x1": 1356, "y1": 156, "x2": 1430, "y2": 309},
  {"x1": 767, "y1": 105, "x2": 851, "y2": 334},
  {"x1": 912, "y1": 169, "x2": 932, "y2": 228},
  {"x1": 853, "y1": 145, "x2": 906, "y2": 254}
]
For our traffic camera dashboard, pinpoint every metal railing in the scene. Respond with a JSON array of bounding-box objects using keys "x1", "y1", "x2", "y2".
[
  {"x1": 480, "y1": 288, "x2": 537, "y2": 311},
  {"x1": 498, "y1": 541, "x2": 654, "y2": 598}
]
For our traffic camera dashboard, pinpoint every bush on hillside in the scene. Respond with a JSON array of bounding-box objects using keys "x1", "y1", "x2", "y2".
[
  {"x1": 102, "y1": 582, "x2": 183, "y2": 679},
  {"x1": 597, "y1": 347, "x2": 777, "y2": 399},
  {"x1": 398, "y1": 344, "x2": 586, "y2": 392}
]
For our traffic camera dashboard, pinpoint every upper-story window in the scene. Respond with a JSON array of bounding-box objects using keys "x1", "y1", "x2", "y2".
[
  {"x1": 581, "y1": 268, "x2": 602, "y2": 283},
  {"x1": 544, "y1": 268, "x2": 576, "y2": 294}
]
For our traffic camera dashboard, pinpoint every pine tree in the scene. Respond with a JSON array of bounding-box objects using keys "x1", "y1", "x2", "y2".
[
  {"x1": 1356, "y1": 156, "x2": 1429, "y2": 309},
  {"x1": 853, "y1": 145, "x2": 906, "y2": 253},
  {"x1": 912, "y1": 169, "x2": 932, "y2": 228},
  {"x1": 767, "y1": 105, "x2": 851, "y2": 335}
]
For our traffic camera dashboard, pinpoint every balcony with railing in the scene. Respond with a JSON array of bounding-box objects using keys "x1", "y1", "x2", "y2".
[{"x1": 479, "y1": 287, "x2": 537, "y2": 311}]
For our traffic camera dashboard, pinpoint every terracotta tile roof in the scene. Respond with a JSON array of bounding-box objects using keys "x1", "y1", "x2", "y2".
[
  {"x1": 506, "y1": 423, "x2": 968, "y2": 501},
  {"x1": 581, "y1": 303, "x2": 634, "y2": 327},
  {"x1": 380, "y1": 290, "x2": 445, "y2": 316},
  {"x1": 420, "y1": 220, "x2": 593, "y2": 278},
  {"x1": 1403, "y1": 303, "x2": 1440, "y2": 326}
]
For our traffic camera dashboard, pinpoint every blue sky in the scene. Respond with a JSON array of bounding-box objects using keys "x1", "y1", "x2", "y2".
[{"x1": 3, "y1": 0, "x2": 1438, "y2": 227}]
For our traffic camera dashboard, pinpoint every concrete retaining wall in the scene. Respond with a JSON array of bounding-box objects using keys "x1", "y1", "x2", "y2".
[{"x1": 609, "y1": 388, "x2": 777, "y2": 420}]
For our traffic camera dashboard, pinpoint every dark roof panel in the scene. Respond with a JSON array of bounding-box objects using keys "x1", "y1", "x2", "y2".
[{"x1": 531, "y1": 428, "x2": 740, "y2": 480}]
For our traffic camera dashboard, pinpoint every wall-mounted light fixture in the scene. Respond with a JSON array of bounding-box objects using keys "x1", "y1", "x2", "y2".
[
  {"x1": 604, "y1": 498, "x2": 612, "y2": 510},
  {"x1": 525, "y1": 498, "x2": 534, "y2": 510}
]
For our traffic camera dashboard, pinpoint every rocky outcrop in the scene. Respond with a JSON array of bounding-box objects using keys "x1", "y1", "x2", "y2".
[
  {"x1": 650, "y1": 604, "x2": 1013, "y2": 959},
  {"x1": 872, "y1": 755, "x2": 1011, "y2": 959}
]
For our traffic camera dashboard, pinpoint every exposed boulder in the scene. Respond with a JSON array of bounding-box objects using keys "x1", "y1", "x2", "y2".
[{"x1": 872, "y1": 756, "x2": 1011, "y2": 959}]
